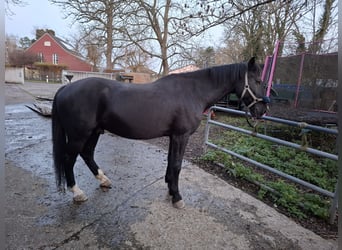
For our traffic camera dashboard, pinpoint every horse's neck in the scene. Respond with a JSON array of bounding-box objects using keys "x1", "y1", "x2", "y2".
[{"x1": 199, "y1": 77, "x2": 237, "y2": 108}]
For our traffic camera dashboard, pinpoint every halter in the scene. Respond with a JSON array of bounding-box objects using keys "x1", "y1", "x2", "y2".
[
  {"x1": 240, "y1": 71, "x2": 270, "y2": 129},
  {"x1": 240, "y1": 72, "x2": 270, "y2": 109}
]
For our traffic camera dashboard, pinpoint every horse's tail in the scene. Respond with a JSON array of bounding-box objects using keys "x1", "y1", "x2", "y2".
[{"x1": 52, "y1": 87, "x2": 67, "y2": 191}]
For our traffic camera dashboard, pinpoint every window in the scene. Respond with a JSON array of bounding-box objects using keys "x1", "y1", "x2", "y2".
[
  {"x1": 44, "y1": 41, "x2": 51, "y2": 46},
  {"x1": 52, "y1": 53, "x2": 58, "y2": 65},
  {"x1": 38, "y1": 52, "x2": 44, "y2": 62}
]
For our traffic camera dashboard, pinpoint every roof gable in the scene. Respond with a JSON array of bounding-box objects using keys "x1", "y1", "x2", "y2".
[
  {"x1": 25, "y1": 32, "x2": 93, "y2": 71},
  {"x1": 26, "y1": 33, "x2": 88, "y2": 62}
]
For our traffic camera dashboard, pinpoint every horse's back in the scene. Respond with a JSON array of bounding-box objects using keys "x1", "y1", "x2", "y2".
[
  {"x1": 57, "y1": 77, "x2": 120, "y2": 96},
  {"x1": 54, "y1": 77, "x2": 202, "y2": 140}
]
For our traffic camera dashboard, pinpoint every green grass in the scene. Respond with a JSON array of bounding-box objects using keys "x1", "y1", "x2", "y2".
[{"x1": 201, "y1": 115, "x2": 338, "y2": 220}]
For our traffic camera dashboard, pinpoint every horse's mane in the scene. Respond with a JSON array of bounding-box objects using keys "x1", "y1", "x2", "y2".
[
  {"x1": 164, "y1": 63, "x2": 247, "y2": 85},
  {"x1": 207, "y1": 63, "x2": 247, "y2": 85}
]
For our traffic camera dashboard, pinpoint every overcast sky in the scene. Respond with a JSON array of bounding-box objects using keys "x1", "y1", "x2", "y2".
[
  {"x1": 5, "y1": 0, "x2": 225, "y2": 54},
  {"x1": 5, "y1": 0, "x2": 76, "y2": 39}
]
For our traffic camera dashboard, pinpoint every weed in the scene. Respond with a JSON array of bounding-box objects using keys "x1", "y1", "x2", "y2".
[{"x1": 202, "y1": 116, "x2": 338, "y2": 220}]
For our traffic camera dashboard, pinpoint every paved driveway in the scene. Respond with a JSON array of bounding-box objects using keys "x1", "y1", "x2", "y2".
[{"x1": 5, "y1": 82, "x2": 337, "y2": 249}]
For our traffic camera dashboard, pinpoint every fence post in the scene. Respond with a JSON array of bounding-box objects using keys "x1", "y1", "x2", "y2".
[
  {"x1": 329, "y1": 183, "x2": 338, "y2": 224},
  {"x1": 203, "y1": 108, "x2": 213, "y2": 153},
  {"x1": 266, "y1": 40, "x2": 281, "y2": 97},
  {"x1": 294, "y1": 53, "x2": 305, "y2": 108}
]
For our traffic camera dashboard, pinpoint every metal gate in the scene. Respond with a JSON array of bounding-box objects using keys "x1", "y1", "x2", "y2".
[{"x1": 204, "y1": 106, "x2": 338, "y2": 223}]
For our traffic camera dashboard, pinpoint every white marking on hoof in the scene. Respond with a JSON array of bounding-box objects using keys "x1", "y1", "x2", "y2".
[
  {"x1": 70, "y1": 185, "x2": 88, "y2": 202},
  {"x1": 96, "y1": 169, "x2": 112, "y2": 188},
  {"x1": 173, "y1": 200, "x2": 185, "y2": 209}
]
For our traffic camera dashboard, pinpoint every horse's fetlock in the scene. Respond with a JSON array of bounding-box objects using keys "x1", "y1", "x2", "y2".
[
  {"x1": 96, "y1": 169, "x2": 112, "y2": 188},
  {"x1": 173, "y1": 200, "x2": 185, "y2": 209},
  {"x1": 70, "y1": 185, "x2": 88, "y2": 202}
]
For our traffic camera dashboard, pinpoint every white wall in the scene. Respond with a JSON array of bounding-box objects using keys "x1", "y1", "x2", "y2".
[{"x1": 5, "y1": 67, "x2": 24, "y2": 84}]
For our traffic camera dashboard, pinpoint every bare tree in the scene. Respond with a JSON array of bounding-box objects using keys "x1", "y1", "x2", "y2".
[
  {"x1": 50, "y1": 0, "x2": 276, "y2": 75},
  {"x1": 118, "y1": 0, "x2": 278, "y2": 75},
  {"x1": 177, "y1": 0, "x2": 276, "y2": 38},
  {"x1": 49, "y1": 0, "x2": 126, "y2": 70},
  {"x1": 8, "y1": 50, "x2": 37, "y2": 67},
  {"x1": 221, "y1": 0, "x2": 308, "y2": 60},
  {"x1": 220, "y1": 0, "x2": 337, "y2": 61},
  {"x1": 116, "y1": 0, "x2": 189, "y2": 75},
  {"x1": 307, "y1": 0, "x2": 337, "y2": 53},
  {"x1": 112, "y1": 44, "x2": 152, "y2": 71},
  {"x1": 215, "y1": 37, "x2": 246, "y2": 64},
  {"x1": 62, "y1": 27, "x2": 104, "y2": 71},
  {"x1": 181, "y1": 46, "x2": 216, "y2": 68},
  {"x1": 5, "y1": 0, "x2": 26, "y2": 15}
]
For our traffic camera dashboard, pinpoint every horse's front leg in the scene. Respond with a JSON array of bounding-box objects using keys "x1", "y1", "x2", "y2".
[{"x1": 165, "y1": 134, "x2": 190, "y2": 209}]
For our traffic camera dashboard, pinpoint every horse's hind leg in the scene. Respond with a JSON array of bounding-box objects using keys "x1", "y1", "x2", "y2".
[
  {"x1": 64, "y1": 147, "x2": 88, "y2": 202},
  {"x1": 80, "y1": 130, "x2": 112, "y2": 189},
  {"x1": 165, "y1": 134, "x2": 190, "y2": 209}
]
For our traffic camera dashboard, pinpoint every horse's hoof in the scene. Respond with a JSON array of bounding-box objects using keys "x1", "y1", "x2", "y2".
[
  {"x1": 100, "y1": 186, "x2": 111, "y2": 192},
  {"x1": 100, "y1": 179, "x2": 112, "y2": 188},
  {"x1": 96, "y1": 169, "x2": 112, "y2": 189},
  {"x1": 173, "y1": 200, "x2": 185, "y2": 209},
  {"x1": 73, "y1": 193, "x2": 88, "y2": 203}
]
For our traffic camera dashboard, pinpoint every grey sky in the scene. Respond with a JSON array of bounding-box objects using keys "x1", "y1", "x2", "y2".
[{"x1": 5, "y1": 0, "x2": 75, "y2": 39}]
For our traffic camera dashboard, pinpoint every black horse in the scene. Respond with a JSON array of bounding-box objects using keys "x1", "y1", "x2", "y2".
[{"x1": 52, "y1": 57, "x2": 269, "y2": 208}]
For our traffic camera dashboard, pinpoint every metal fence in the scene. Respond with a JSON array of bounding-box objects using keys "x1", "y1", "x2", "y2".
[{"x1": 204, "y1": 106, "x2": 338, "y2": 223}]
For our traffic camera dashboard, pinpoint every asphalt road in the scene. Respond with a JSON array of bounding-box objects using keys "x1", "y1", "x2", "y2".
[{"x1": 5, "y1": 82, "x2": 338, "y2": 249}]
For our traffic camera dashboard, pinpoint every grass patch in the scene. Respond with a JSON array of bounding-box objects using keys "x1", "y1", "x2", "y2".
[{"x1": 201, "y1": 115, "x2": 337, "y2": 220}]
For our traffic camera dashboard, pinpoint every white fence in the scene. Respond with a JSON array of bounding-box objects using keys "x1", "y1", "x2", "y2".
[{"x1": 61, "y1": 70, "x2": 117, "y2": 84}]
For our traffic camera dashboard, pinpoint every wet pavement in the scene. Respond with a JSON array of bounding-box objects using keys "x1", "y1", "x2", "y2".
[{"x1": 5, "y1": 82, "x2": 338, "y2": 249}]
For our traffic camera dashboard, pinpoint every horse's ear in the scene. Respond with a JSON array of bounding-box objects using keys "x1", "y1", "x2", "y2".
[{"x1": 247, "y1": 57, "x2": 256, "y2": 69}]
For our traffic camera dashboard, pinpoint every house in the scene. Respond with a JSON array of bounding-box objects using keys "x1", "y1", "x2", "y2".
[
  {"x1": 25, "y1": 32, "x2": 93, "y2": 82},
  {"x1": 169, "y1": 65, "x2": 200, "y2": 74}
]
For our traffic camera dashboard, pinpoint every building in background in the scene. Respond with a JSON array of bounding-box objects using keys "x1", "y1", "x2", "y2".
[{"x1": 25, "y1": 32, "x2": 93, "y2": 82}]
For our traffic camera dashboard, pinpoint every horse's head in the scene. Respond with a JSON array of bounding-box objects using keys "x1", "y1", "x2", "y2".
[{"x1": 237, "y1": 57, "x2": 270, "y2": 119}]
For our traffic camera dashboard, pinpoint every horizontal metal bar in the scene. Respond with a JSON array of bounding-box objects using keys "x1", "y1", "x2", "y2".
[
  {"x1": 263, "y1": 115, "x2": 338, "y2": 135},
  {"x1": 206, "y1": 142, "x2": 334, "y2": 198},
  {"x1": 208, "y1": 119, "x2": 338, "y2": 161},
  {"x1": 209, "y1": 106, "x2": 338, "y2": 135}
]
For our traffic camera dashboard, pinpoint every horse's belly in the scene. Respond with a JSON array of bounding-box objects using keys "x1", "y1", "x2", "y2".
[
  {"x1": 103, "y1": 117, "x2": 169, "y2": 140},
  {"x1": 101, "y1": 105, "x2": 199, "y2": 140}
]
